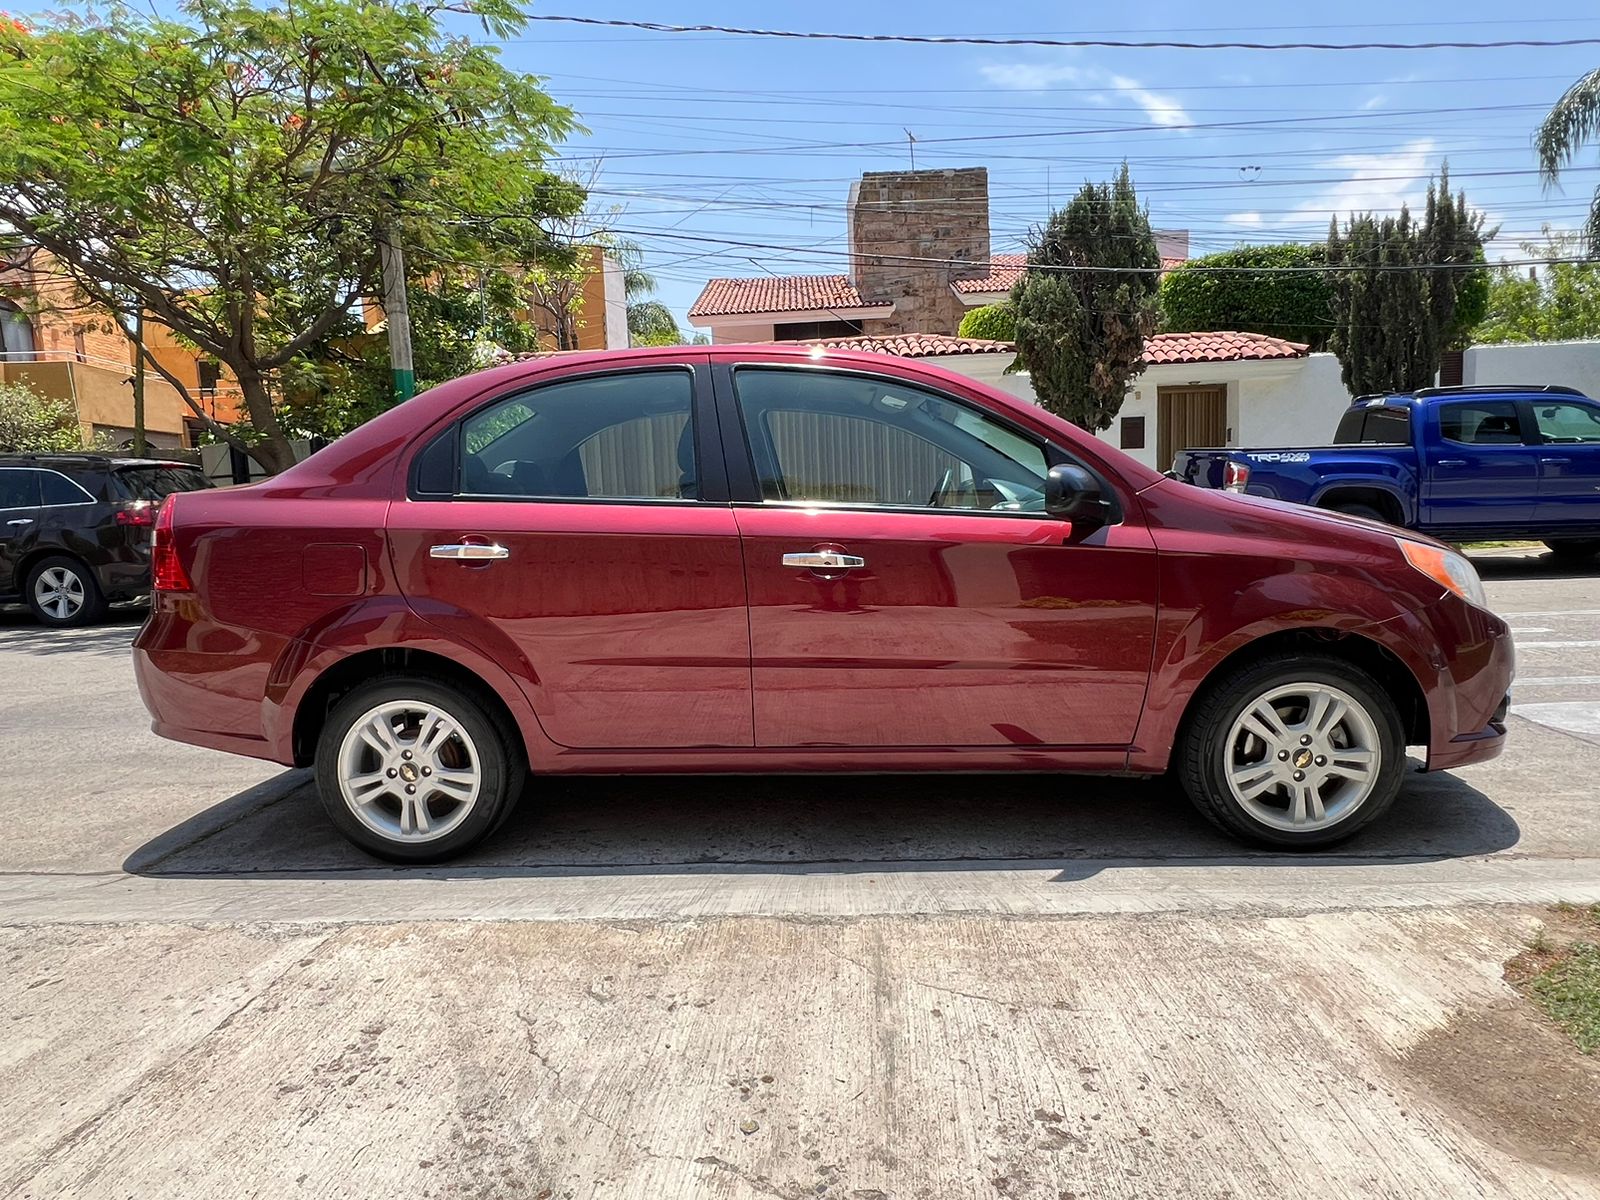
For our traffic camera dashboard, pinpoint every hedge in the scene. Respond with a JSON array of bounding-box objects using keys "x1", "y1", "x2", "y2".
[
  {"x1": 957, "y1": 302, "x2": 1016, "y2": 341},
  {"x1": 1158, "y1": 243, "x2": 1332, "y2": 350}
]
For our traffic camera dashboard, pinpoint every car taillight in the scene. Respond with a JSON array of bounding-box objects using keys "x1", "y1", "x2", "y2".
[
  {"x1": 151, "y1": 495, "x2": 193, "y2": 592},
  {"x1": 1222, "y1": 460, "x2": 1251, "y2": 493},
  {"x1": 115, "y1": 502, "x2": 155, "y2": 527}
]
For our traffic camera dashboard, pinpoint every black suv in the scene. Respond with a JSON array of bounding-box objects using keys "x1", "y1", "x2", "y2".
[{"x1": 0, "y1": 454, "x2": 211, "y2": 627}]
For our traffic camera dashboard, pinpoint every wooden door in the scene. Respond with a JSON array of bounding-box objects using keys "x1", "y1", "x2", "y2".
[{"x1": 1157, "y1": 386, "x2": 1228, "y2": 471}]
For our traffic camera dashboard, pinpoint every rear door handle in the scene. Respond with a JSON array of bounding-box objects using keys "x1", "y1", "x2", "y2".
[
  {"x1": 430, "y1": 543, "x2": 510, "y2": 561},
  {"x1": 1540, "y1": 456, "x2": 1572, "y2": 465},
  {"x1": 782, "y1": 551, "x2": 865, "y2": 570},
  {"x1": 1435, "y1": 459, "x2": 1468, "y2": 468}
]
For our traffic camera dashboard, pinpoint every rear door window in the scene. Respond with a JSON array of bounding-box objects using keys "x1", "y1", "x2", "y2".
[
  {"x1": 0, "y1": 469, "x2": 41, "y2": 510},
  {"x1": 39, "y1": 470, "x2": 94, "y2": 505},
  {"x1": 111, "y1": 464, "x2": 211, "y2": 500},
  {"x1": 1438, "y1": 401, "x2": 1526, "y2": 445}
]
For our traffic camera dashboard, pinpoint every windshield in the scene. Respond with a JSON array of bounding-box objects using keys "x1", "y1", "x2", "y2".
[{"x1": 111, "y1": 464, "x2": 212, "y2": 501}]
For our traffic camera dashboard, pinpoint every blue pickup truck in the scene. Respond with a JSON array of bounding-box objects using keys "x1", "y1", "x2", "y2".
[{"x1": 1172, "y1": 384, "x2": 1600, "y2": 560}]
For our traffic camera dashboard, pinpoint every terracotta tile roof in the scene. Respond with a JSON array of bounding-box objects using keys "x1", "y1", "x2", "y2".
[
  {"x1": 954, "y1": 253, "x2": 1189, "y2": 296},
  {"x1": 800, "y1": 333, "x2": 1015, "y2": 358},
  {"x1": 1142, "y1": 330, "x2": 1309, "y2": 365},
  {"x1": 689, "y1": 274, "x2": 884, "y2": 319}
]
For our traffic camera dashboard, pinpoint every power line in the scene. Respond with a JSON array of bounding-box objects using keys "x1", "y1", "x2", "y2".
[{"x1": 519, "y1": 14, "x2": 1600, "y2": 52}]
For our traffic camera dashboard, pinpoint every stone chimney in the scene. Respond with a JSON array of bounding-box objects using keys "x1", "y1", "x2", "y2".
[{"x1": 846, "y1": 167, "x2": 990, "y2": 335}]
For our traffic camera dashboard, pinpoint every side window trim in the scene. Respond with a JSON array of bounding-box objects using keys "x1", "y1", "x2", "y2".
[{"x1": 406, "y1": 360, "x2": 727, "y2": 505}]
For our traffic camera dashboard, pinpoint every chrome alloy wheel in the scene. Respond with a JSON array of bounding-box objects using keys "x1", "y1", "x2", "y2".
[
  {"x1": 1223, "y1": 682, "x2": 1381, "y2": 832},
  {"x1": 33, "y1": 566, "x2": 86, "y2": 621},
  {"x1": 335, "y1": 701, "x2": 482, "y2": 843}
]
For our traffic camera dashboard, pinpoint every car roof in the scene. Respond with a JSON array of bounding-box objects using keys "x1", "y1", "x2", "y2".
[
  {"x1": 1353, "y1": 384, "x2": 1591, "y2": 408},
  {"x1": 0, "y1": 453, "x2": 198, "y2": 468}
]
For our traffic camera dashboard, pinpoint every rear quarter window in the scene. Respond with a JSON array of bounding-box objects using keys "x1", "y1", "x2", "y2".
[{"x1": 111, "y1": 465, "x2": 211, "y2": 501}]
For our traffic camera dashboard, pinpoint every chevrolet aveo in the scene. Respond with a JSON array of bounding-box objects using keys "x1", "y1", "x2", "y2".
[{"x1": 133, "y1": 346, "x2": 1513, "y2": 862}]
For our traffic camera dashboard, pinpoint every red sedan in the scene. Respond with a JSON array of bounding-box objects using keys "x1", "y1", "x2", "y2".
[{"x1": 133, "y1": 346, "x2": 1512, "y2": 861}]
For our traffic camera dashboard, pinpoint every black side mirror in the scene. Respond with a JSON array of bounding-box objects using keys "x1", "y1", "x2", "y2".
[{"x1": 1044, "y1": 464, "x2": 1113, "y2": 528}]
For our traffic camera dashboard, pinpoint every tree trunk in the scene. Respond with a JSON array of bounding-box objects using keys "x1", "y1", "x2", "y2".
[{"x1": 236, "y1": 372, "x2": 297, "y2": 474}]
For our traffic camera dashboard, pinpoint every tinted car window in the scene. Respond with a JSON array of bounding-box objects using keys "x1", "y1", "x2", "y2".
[
  {"x1": 112, "y1": 464, "x2": 210, "y2": 500},
  {"x1": 1335, "y1": 407, "x2": 1410, "y2": 444},
  {"x1": 459, "y1": 370, "x2": 695, "y2": 501},
  {"x1": 0, "y1": 468, "x2": 40, "y2": 510},
  {"x1": 733, "y1": 368, "x2": 1049, "y2": 510},
  {"x1": 1531, "y1": 400, "x2": 1600, "y2": 443},
  {"x1": 39, "y1": 470, "x2": 93, "y2": 505},
  {"x1": 1438, "y1": 401, "x2": 1525, "y2": 446}
]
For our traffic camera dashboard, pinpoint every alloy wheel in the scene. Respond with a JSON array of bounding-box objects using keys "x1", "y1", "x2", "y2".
[
  {"x1": 335, "y1": 701, "x2": 483, "y2": 844},
  {"x1": 1222, "y1": 682, "x2": 1382, "y2": 832},
  {"x1": 34, "y1": 566, "x2": 86, "y2": 622}
]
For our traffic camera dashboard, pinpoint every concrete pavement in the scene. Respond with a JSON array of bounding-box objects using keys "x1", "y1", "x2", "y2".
[{"x1": 2, "y1": 548, "x2": 1599, "y2": 1197}]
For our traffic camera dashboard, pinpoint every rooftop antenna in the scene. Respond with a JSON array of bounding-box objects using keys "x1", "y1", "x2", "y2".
[{"x1": 905, "y1": 129, "x2": 916, "y2": 171}]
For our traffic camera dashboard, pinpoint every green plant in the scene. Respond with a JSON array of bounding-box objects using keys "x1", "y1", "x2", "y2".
[
  {"x1": 1159, "y1": 244, "x2": 1333, "y2": 350},
  {"x1": 1529, "y1": 940, "x2": 1600, "y2": 1053},
  {"x1": 0, "y1": 378, "x2": 89, "y2": 452},
  {"x1": 0, "y1": 0, "x2": 580, "y2": 473},
  {"x1": 957, "y1": 302, "x2": 1016, "y2": 341},
  {"x1": 1010, "y1": 164, "x2": 1161, "y2": 431},
  {"x1": 1537, "y1": 66, "x2": 1600, "y2": 249},
  {"x1": 628, "y1": 301, "x2": 682, "y2": 346},
  {"x1": 1473, "y1": 228, "x2": 1600, "y2": 344},
  {"x1": 1325, "y1": 165, "x2": 1489, "y2": 395}
]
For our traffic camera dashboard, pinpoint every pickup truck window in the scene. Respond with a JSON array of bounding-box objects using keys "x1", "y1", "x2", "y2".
[
  {"x1": 1439, "y1": 401, "x2": 1526, "y2": 446},
  {"x1": 1334, "y1": 407, "x2": 1409, "y2": 444},
  {"x1": 1530, "y1": 401, "x2": 1600, "y2": 443}
]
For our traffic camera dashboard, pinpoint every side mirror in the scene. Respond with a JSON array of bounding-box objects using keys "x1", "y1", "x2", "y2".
[{"x1": 1044, "y1": 464, "x2": 1113, "y2": 528}]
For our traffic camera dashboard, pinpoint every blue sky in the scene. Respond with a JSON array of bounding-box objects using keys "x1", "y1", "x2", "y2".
[{"x1": 486, "y1": 3, "x2": 1600, "y2": 330}]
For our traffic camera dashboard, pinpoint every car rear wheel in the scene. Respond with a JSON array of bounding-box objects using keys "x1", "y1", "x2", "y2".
[
  {"x1": 1544, "y1": 538, "x2": 1600, "y2": 562},
  {"x1": 25, "y1": 555, "x2": 107, "y2": 627},
  {"x1": 314, "y1": 676, "x2": 524, "y2": 863},
  {"x1": 1176, "y1": 655, "x2": 1405, "y2": 848}
]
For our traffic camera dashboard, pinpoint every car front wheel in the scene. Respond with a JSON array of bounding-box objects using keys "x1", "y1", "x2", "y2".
[
  {"x1": 314, "y1": 676, "x2": 525, "y2": 862},
  {"x1": 1176, "y1": 655, "x2": 1405, "y2": 848}
]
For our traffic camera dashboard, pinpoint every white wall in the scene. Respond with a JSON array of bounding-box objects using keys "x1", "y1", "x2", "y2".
[
  {"x1": 1464, "y1": 339, "x2": 1600, "y2": 396},
  {"x1": 601, "y1": 255, "x2": 628, "y2": 350}
]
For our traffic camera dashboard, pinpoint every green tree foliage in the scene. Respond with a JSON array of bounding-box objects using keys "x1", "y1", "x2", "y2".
[
  {"x1": 1010, "y1": 165, "x2": 1160, "y2": 430},
  {"x1": 1536, "y1": 67, "x2": 1600, "y2": 250},
  {"x1": 0, "y1": 0, "x2": 580, "y2": 472},
  {"x1": 1475, "y1": 229, "x2": 1600, "y2": 343},
  {"x1": 1159, "y1": 244, "x2": 1333, "y2": 350},
  {"x1": 0, "y1": 379, "x2": 89, "y2": 452},
  {"x1": 956, "y1": 302, "x2": 1016, "y2": 341},
  {"x1": 1325, "y1": 166, "x2": 1488, "y2": 394},
  {"x1": 627, "y1": 300, "x2": 682, "y2": 346}
]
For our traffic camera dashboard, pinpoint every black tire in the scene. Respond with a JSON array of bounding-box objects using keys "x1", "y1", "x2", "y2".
[
  {"x1": 1329, "y1": 502, "x2": 1387, "y2": 523},
  {"x1": 313, "y1": 674, "x2": 525, "y2": 863},
  {"x1": 1175, "y1": 653, "x2": 1406, "y2": 849},
  {"x1": 1544, "y1": 539, "x2": 1600, "y2": 563},
  {"x1": 24, "y1": 554, "x2": 108, "y2": 627}
]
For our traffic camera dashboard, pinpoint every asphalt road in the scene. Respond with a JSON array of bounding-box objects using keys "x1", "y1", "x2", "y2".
[{"x1": 3, "y1": 548, "x2": 1599, "y2": 1198}]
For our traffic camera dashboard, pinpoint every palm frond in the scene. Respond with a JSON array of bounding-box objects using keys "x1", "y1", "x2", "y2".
[{"x1": 1536, "y1": 68, "x2": 1600, "y2": 183}]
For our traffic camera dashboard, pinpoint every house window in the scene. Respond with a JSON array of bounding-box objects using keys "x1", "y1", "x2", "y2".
[
  {"x1": 772, "y1": 319, "x2": 863, "y2": 342},
  {"x1": 1120, "y1": 416, "x2": 1146, "y2": 450},
  {"x1": 0, "y1": 301, "x2": 35, "y2": 360}
]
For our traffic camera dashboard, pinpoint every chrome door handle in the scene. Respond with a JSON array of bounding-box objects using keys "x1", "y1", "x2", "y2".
[
  {"x1": 430, "y1": 543, "x2": 510, "y2": 561},
  {"x1": 782, "y1": 551, "x2": 865, "y2": 570},
  {"x1": 1540, "y1": 456, "x2": 1572, "y2": 465},
  {"x1": 5, "y1": 518, "x2": 32, "y2": 526},
  {"x1": 1435, "y1": 459, "x2": 1467, "y2": 468}
]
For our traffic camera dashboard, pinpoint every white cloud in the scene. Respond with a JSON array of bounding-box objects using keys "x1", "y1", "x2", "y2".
[
  {"x1": 978, "y1": 61, "x2": 1191, "y2": 129},
  {"x1": 1272, "y1": 138, "x2": 1439, "y2": 226},
  {"x1": 1227, "y1": 212, "x2": 1265, "y2": 228},
  {"x1": 1360, "y1": 92, "x2": 1387, "y2": 111}
]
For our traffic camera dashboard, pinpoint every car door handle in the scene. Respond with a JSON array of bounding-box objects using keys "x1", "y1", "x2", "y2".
[
  {"x1": 430, "y1": 543, "x2": 510, "y2": 561},
  {"x1": 782, "y1": 551, "x2": 865, "y2": 570},
  {"x1": 5, "y1": 518, "x2": 32, "y2": 526},
  {"x1": 1540, "y1": 456, "x2": 1572, "y2": 465},
  {"x1": 1435, "y1": 459, "x2": 1468, "y2": 468}
]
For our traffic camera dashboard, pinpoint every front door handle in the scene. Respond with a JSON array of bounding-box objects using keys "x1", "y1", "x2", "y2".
[
  {"x1": 782, "y1": 551, "x2": 865, "y2": 570},
  {"x1": 5, "y1": 518, "x2": 32, "y2": 526},
  {"x1": 1435, "y1": 459, "x2": 1468, "y2": 468},
  {"x1": 1540, "y1": 456, "x2": 1572, "y2": 465},
  {"x1": 430, "y1": 543, "x2": 510, "y2": 561}
]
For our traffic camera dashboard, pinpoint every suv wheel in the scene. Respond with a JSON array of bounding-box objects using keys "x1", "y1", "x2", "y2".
[
  {"x1": 25, "y1": 556, "x2": 107, "y2": 627},
  {"x1": 314, "y1": 676, "x2": 525, "y2": 863},
  {"x1": 1176, "y1": 655, "x2": 1405, "y2": 849}
]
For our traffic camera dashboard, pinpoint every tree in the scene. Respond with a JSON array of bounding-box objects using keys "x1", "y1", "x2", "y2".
[
  {"x1": 1325, "y1": 166, "x2": 1488, "y2": 395},
  {"x1": 1475, "y1": 228, "x2": 1600, "y2": 343},
  {"x1": 0, "y1": 379, "x2": 92, "y2": 452},
  {"x1": 0, "y1": 0, "x2": 579, "y2": 472},
  {"x1": 627, "y1": 300, "x2": 681, "y2": 346},
  {"x1": 1536, "y1": 67, "x2": 1600, "y2": 250},
  {"x1": 1159, "y1": 244, "x2": 1333, "y2": 350},
  {"x1": 1010, "y1": 165, "x2": 1160, "y2": 431},
  {"x1": 957, "y1": 302, "x2": 1016, "y2": 341}
]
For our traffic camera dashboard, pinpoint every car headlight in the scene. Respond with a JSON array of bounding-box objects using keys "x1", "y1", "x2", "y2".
[{"x1": 1396, "y1": 537, "x2": 1488, "y2": 609}]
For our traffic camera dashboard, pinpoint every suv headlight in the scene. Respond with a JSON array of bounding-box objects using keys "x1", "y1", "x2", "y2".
[{"x1": 1396, "y1": 537, "x2": 1488, "y2": 609}]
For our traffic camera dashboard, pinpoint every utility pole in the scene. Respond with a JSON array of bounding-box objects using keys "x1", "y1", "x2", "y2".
[
  {"x1": 379, "y1": 225, "x2": 415, "y2": 405},
  {"x1": 131, "y1": 309, "x2": 146, "y2": 457}
]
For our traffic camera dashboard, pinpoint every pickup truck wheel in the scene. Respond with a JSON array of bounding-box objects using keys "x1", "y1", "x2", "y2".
[
  {"x1": 1176, "y1": 655, "x2": 1405, "y2": 849},
  {"x1": 1329, "y1": 502, "x2": 1386, "y2": 523},
  {"x1": 1544, "y1": 539, "x2": 1600, "y2": 563},
  {"x1": 314, "y1": 675, "x2": 525, "y2": 863}
]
